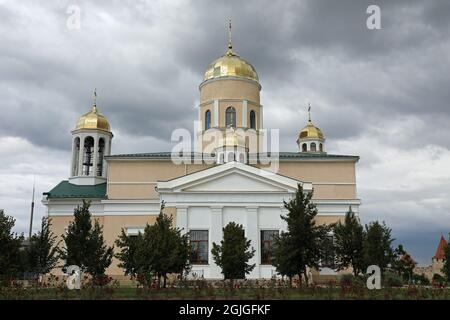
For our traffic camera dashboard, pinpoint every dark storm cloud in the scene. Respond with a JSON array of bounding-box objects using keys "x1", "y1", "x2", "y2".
[{"x1": 1, "y1": 0, "x2": 449, "y2": 149}]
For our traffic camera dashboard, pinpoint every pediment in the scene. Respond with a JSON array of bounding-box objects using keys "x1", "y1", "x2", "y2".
[{"x1": 157, "y1": 162, "x2": 311, "y2": 194}]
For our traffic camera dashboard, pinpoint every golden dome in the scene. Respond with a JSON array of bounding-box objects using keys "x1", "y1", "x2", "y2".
[
  {"x1": 223, "y1": 129, "x2": 246, "y2": 147},
  {"x1": 203, "y1": 48, "x2": 259, "y2": 83},
  {"x1": 75, "y1": 104, "x2": 110, "y2": 132},
  {"x1": 298, "y1": 121, "x2": 324, "y2": 140}
]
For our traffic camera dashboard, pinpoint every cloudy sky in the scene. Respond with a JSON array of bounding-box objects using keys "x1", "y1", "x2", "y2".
[{"x1": 1, "y1": 0, "x2": 450, "y2": 265}]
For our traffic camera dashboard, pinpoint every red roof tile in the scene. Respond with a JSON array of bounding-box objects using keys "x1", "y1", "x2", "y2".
[{"x1": 433, "y1": 235, "x2": 448, "y2": 260}]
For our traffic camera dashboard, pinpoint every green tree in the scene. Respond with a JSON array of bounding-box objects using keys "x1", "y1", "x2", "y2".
[
  {"x1": 26, "y1": 217, "x2": 59, "y2": 278},
  {"x1": 134, "y1": 202, "x2": 190, "y2": 288},
  {"x1": 442, "y1": 243, "x2": 450, "y2": 283},
  {"x1": 271, "y1": 233, "x2": 297, "y2": 284},
  {"x1": 60, "y1": 200, "x2": 113, "y2": 279},
  {"x1": 333, "y1": 207, "x2": 365, "y2": 276},
  {"x1": 363, "y1": 221, "x2": 394, "y2": 273},
  {"x1": 391, "y1": 244, "x2": 416, "y2": 282},
  {"x1": 115, "y1": 229, "x2": 142, "y2": 277},
  {"x1": 272, "y1": 184, "x2": 328, "y2": 285},
  {"x1": 211, "y1": 222, "x2": 255, "y2": 281},
  {"x1": 0, "y1": 210, "x2": 24, "y2": 282}
]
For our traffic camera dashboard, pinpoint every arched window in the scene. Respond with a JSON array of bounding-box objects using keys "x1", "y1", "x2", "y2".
[
  {"x1": 226, "y1": 107, "x2": 236, "y2": 127},
  {"x1": 72, "y1": 137, "x2": 80, "y2": 176},
  {"x1": 250, "y1": 110, "x2": 256, "y2": 129},
  {"x1": 220, "y1": 153, "x2": 225, "y2": 164},
  {"x1": 310, "y1": 142, "x2": 317, "y2": 152},
  {"x1": 227, "y1": 152, "x2": 235, "y2": 162},
  {"x1": 319, "y1": 143, "x2": 323, "y2": 152},
  {"x1": 205, "y1": 110, "x2": 211, "y2": 130},
  {"x1": 239, "y1": 153, "x2": 245, "y2": 163},
  {"x1": 82, "y1": 136, "x2": 94, "y2": 176},
  {"x1": 302, "y1": 143, "x2": 307, "y2": 152},
  {"x1": 97, "y1": 138, "x2": 105, "y2": 176}
]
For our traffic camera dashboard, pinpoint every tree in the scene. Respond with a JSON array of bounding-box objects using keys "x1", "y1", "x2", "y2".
[
  {"x1": 212, "y1": 222, "x2": 255, "y2": 281},
  {"x1": 115, "y1": 229, "x2": 142, "y2": 277},
  {"x1": 442, "y1": 243, "x2": 450, "y2": 283},
  {"x1": 131, "y1": 202, "x2": 190, "y2": 288},
  {"x1": 26, "y1": 217, "x2": 59, "y2": 279},
  {"x1": 272, "y1": 184, "x2": 328, "y2": 285},
  {"x1": 391, "y1": 244, "x2": 416, "y2": 282},
  {"x1": 60, "y1": 200, "x2": 113, "y2": 279},
  {"x1": 333, "y1": 207, "x2": 365, "y2": 276},
  {"x1": 363, "y1": 221, "x2": 394, "y2": 273},
  {"x1": 271, "y1": 233, "x2": 297, "y2": 284},
  {"x1": 0, "y1": 210, "x2": 24, "y2": 282}
]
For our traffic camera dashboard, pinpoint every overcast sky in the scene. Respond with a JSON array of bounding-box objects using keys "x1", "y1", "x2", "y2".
[{"x1": 1, "y1": 0, "x2": 450, "y2": 265}]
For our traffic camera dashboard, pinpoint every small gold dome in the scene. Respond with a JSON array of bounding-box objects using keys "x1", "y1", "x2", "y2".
[
  {"x1": 223, "y1": 129, "x2": 246, "y2": 147},
  {"x1": 298, "y1": 121, "x2": 324, "y2": 140},
  {"x1": 75, "y1": 105, "x2": 110, "y2": 132},
  {"x1": 203, "y1": 49, "x2": 259, "y2": 83}
]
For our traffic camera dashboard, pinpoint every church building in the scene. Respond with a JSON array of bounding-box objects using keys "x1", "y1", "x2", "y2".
[{"x1": 43, "y1": 27, "x2": 360, "y2": 280}]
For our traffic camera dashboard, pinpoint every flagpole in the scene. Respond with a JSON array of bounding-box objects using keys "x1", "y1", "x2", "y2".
[{"x1": 28, "y1": 176, "x2": 35, "y2": 239}]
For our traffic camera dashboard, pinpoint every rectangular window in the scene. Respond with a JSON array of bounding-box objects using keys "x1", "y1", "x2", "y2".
[
  {"x1": 190, "y1": 230, "x2": 209, "y2": 265},
  {"x1": 261, "y1": 230, "x2": 278, "y2": 265}
]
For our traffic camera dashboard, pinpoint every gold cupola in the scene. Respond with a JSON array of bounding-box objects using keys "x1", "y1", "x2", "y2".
[
  {"x1": 203, "y1": 21, "x2": 259, "y2": 83},
  {"x1": 298, "y1": 121, "x2": 324, "y2": 140},
  {"x1": 297, "y1": 104, "x2": 325, "y2": 153},
  {"x1": 75, "y1": 90, "x2": 110, "y2": 132}
]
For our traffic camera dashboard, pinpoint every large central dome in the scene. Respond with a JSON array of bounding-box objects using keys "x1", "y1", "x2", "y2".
[{"x1": 203, "y1": 48, "x2": 259, "y2": 83}]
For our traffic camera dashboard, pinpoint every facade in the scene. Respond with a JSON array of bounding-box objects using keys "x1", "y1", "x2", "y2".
[{"x1": 43, "y1": 30, "x2": 361, "y2": 280}]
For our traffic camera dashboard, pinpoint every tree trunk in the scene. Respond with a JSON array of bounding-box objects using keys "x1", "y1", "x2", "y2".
[{"x1": 163, "y1": 275, "x2": 167, "y2": 288}]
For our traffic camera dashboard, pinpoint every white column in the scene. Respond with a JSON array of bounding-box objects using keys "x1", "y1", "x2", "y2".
[
  {"x1": 213, "y1": 100, "x2": 219, "y2": 127},
  {"x1": 102, "y1": 134, "x2": 111, "y2": 177},
  {"x1": 242, "y1": 100, "x2": 248, "y2": 128},
  {"x1": 259, "y1": 105, "x2": 263, "y2": 129},
  {"x1": 176, "y1": 207, "x2": 188, "y2": 235},
  {"x1": 78, "y1": 134, "x2": 85, "y2": 176},
  {"x1": 280, "y1": 207, "x2": 288, "y2": 232},
  {"x1": 69, "y1": 136, "x2": 76, "y2": 177},
  {"x1": 246, "y1": 206, "x2": 259, "y2": 278},
  {"x1": 210, "y1": 206, "x2": 223, "y2": 279}
]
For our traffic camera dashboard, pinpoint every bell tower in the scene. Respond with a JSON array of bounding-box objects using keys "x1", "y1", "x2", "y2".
[{"x1": 69, "y1": 89, "x2": 113, "y2": 185}]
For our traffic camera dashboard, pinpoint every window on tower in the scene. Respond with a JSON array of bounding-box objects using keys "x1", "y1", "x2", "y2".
[
  {"x1": 226, "y1": 106, "x2": 236, "y2": 127},
  {"x1": 310, "y1": 142, "x2": 317, "y2": 152},
  {"x1": 250, "y1": 110, "x2": 256, "y2": 129},
  {"x1": 205, "y1": 110, "x2": 211, "y2": 130},
  {"x1": 302, "y1": 143, "x2": 307, "y2": 152},
  {"x1": 82, "y1": 136, "x2": 94, "y2": 176},
  {"x1": 319, "y1": 143, "x2": 323, "y2": 152}
]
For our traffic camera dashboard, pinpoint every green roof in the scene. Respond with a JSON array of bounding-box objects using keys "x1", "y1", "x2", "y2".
[
  {"x1": 44, "y1": 181, "x2": 107, "y2": 199},
  {"x1": 105, "y1": 151, "x2": 359, "y2": 161}
]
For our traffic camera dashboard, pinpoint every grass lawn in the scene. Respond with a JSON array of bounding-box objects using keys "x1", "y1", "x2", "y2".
[{"x1": 2, "y1": 285, "x2": 450, "y2": 300}]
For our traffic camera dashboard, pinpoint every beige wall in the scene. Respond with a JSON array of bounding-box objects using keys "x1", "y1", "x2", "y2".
[
  {"x1": 200, "y1": 78, "x2": 260, "y2": 104},
  {"x1": 108, "y1": 161, "x2": 213, "y2": 199},
  {"x1": 264, "y1": 161, "x2": 357, "y2": 199},
  {"x1": 49, "y1": 207, "x2": 177, "y2": 276},
  {"x1": 107, "y1": 159, "x2": 357, "y2": 200}
]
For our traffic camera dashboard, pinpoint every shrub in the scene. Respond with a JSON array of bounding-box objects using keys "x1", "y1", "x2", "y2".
[
  {"x1": 411, "y1": 273, "x2": 430, "y2": 286},
  {"x1": 432, "y1": 273, "x2": 446, "y2": 286},
  {"x1": 384, "y1": 271, "x2": 403, "y2": 287}
]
